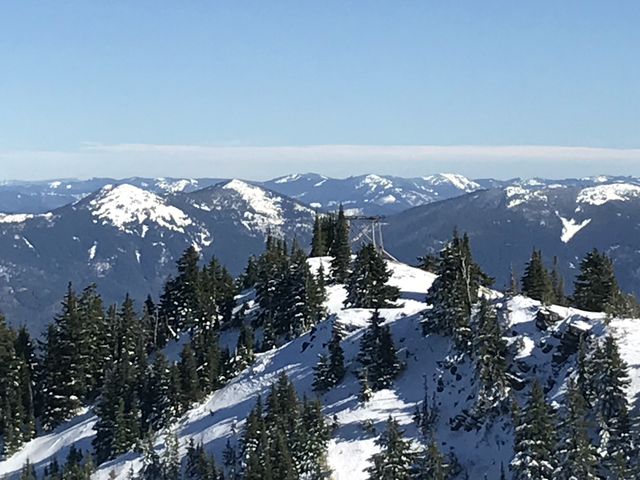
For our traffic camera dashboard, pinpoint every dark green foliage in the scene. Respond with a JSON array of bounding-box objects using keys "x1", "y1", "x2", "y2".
[
  {"x1": 413, "y1": 438, "x2": 449, "y2": 480},
  {"x1": 240, "y1": 374, "x2": 331, "y2": 480},
  {"x1": 359, "y1": 310, "x2": 401, "y2": 392},
  {"x1": 510, "y1": 379, "x2": 557, "y2": 480},
  {"x1": 330, "y1": 205, "x2": 351, "y2": 283},
  {"x1": 424, "y1": 231, "x2": 490, "y2": 351},
  {"x1": 550, "y1": 256, "x2": 567, "y2": 306},
  {"x1": 255, "y1": 236, "x2": 326, "y2": 347},
  {"x1": 20, "y1": 459, "x2": 36, "y2": 480},
  {"x1": 313, "y1": 322, "x2": 345, "y2": 393},
  {"x1": 520, "y1": 249, "x2": 555, "y2": 304},
  {"x1": 365, "y1": 416, "x2": 415, "y2": 480},
  {"x1": 413, "y1": 379, "x2": 438, "y2": 439},
  {"x1": 345, "y1": 243, "x2": 400, "y2": 309},
  {"x1": 473, "y1": 299, "x2": 508, "y2": 413},
  {"x1": 573, "y1": 249, "x2": 630, "y2": 315},
  {"x1": 179, "y1": 343, "x2": 203, "y2": 408},
  {"x1": 41, "y1": 284, "x2": 87, "y2": 430},
  {"x1": 555, "y1": 378, "x2": 598, "y2": 480}
]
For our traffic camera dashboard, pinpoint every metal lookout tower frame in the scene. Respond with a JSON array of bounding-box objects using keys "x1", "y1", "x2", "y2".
[{"x1": 345, "y1": 215, "x2": 398, "y2": 262}]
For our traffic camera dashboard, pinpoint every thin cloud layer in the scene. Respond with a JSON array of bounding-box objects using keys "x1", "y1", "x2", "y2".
[{"x1": 2, "y1": 144, "x2": 640, "y2": 180}]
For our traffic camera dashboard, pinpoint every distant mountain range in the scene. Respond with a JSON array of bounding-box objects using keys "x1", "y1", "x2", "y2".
[{"x1": 2, "y1": 173, "x2": 640, "y2": 330}]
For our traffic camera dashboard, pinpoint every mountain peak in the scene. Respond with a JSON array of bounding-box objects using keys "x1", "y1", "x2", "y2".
[
  {"x1": 88, "y1": 183, "x2": 193, "y2": 233},
  {"x1": 577, "y1": 183, "x2": 640, "y2": 206}
]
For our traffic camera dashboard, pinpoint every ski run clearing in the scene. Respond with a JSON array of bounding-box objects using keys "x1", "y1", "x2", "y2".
[{"x1": 2, "y1": 258, "x2": 639, "y2": 479}]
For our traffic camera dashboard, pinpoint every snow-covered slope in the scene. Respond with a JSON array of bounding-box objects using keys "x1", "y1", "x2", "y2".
[{"x1": 2, "y1": 259, "x2": 638, "y2": 479}]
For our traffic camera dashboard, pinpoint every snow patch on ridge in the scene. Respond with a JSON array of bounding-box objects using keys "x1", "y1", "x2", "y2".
[
  {"x1": 89, "y1": 184, "x2": 193, "y2": 233},
  {"x1": 577, "y1": 183, "x2": 640, "y2": 206}
]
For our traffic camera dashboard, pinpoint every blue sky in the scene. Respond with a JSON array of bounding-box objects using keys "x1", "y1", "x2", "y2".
[{"x1": 1, "y1": 1, "x2": 639, "y2": 179}]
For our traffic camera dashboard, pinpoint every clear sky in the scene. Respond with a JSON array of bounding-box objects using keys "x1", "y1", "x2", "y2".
[{"x1": 1, "y1": 1, "x2": 639, "y2": 180}]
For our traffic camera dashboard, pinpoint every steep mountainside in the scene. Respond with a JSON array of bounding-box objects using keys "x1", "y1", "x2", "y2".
[
  {"x1": 384, "y1": 182, "x2": 640, "y2": 297},
  {"x1": 1, "y1": 259, "x2": 638, "y2": 479},
  {"x1": 0, "y1": 181, "x2": 314, "y2": 331}
]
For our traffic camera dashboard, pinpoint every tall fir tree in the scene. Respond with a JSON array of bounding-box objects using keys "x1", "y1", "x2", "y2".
[
  {"x1": 473, "y1": 299, "x2": 508, "y2": 414},
  {"x1": 365, "y1": 417, "x2": 415, "y2": 480},
  {"x1": 510, "y1": 379, "x2": 557, "y2": 480},
  {"x1": 413, "y1": 438, "x2": 449, "y2": 480},
  {"x1": 423, "y1": 231, "x2": 490, "y2": 351},
  {"x1": 330, "y1": 204, "x2": 351, "y2": 283},
  {"x1": 345, "y1": 243, "x2": 400, "y2": 309},
  {"x1": 573, "y1": 249, "x2": 624, "y2": 314},
  {"x1": 555, "y1": 378, "x2": 598, "y2": 480},
  {"x1": 358, "y1": 310, "x2": 401, "y2": 391},
  {"x1": 520, "y1": 249, "x2": 555, "y2": 304}
]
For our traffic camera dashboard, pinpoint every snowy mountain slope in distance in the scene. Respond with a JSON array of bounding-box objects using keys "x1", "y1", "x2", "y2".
[
  {"x1": 384, "y1": 181, "x2": 640, "y2": 298},
  {"x1": 261, "y1": 173, "x2": 483, "y2": 215},
  {"x1": 0, "y1": 182, "x2": 314, "y2": 332},
  {"x1": 2, "y1": 259, "x2": 638, "y2": 479}
]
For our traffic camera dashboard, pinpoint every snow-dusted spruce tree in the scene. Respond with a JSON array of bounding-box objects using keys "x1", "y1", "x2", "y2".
[
  {"x1": 413, "y1": 438, "x2": 449, "y2": 480},
  {"x1": 358, "y1": 310, "x2": 401, "y2": 391},
  {"x1": 588, "y1": 335, "x2": 635, "y2": 478},
  {"x1": 0, "y1": 315, "x2": 31, "y2": 457},
  {"x1": 241, "y1": 374, "x2": 331, "y2": 480},
  {"x1": 313, "y1": 321, "x2": 346, "y2": 393},
  {"x1": 330, "y1": 204, "x2": 351, "y2": 283},
  {"x1": 413, "y1": 379, "x2": 438, "y2": 439},
  {"x1": 185, "y1": 438, "x2": 220, "y2": 479},
  {"x1": 550, "y1": 256, "x2": 567, "y2": 306},
  {"x1": 423, "y1": 231, "x2": 490, "y2": 352},
  {"x1": 510, "y1": 379, "x2": 557, "y2": 480},
  {"x1": 40, "y1": 284, "x2": 87, "y2": 431},
  {"x1": 554, "y1": 378, "x2": 598, "y2": 480},
  {"x1": 366, "y1": 416, "x2": 415, "y2": 480},
  {"x1": 473, "y1": 298, "x2": 508, "y2": 414},
  {"x1": 345, "y1": 243, "x2": 400, "y2": 309},
  {"x1": 520, "y1": 249, "x2": 555, "y2": 305}
]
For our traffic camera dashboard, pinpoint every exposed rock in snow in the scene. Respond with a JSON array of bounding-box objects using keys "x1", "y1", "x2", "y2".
[
  {"x1": 577, "y1": 183, "x2": 640, "y2": 206},
  {"x1": 557, "y1": 215, "x2": 591, "y2": 243},
  {"x1": 0, "y1": 213, "x2": 53, "y2": 224},
  {"x1": 359, "y1": 174, "x2": 394, "y2": 191},
  {"x1": 156, "y1": 178, "x2": 198, "y2": 193},
  {"x1": 88, "y1": 184, "x2": 193, "y2": 233}
]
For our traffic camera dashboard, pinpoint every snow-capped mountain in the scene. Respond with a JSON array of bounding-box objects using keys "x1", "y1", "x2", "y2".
[
  {"x1": 262, "y1": 172, "x2": 483, "y2": 215},
  {"x1": 0, "y1": 181, "x2": 314, "y2": 331},
  {"x1": 384, "y1": 181, "x2": 640, "y2": 297},
  {"x1": 1, "y1": 258, "x2": 638, "y2": 479}
]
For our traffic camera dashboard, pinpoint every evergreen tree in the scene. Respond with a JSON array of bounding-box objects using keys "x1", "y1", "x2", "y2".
[
  {"x1": 330, "y1": 205, "x2": 351, "y2": 283},
  {"x1": 473, "y1": 299, "x2": 508, "y2": 413},
  {"x1": 573, "y1": 249, "x2": 624, "y2": 313},
  {"x1": 520, "y1": 249, "x2": 555, "y2": 304},
  {"x1": 423, "y1": 231, "x2": 490, "y2": 351},
  {"x1": 41, "y1": 284, "x2": 86, "y2": 430},
  {"x1": 310, "y1": 214, "x2": 328, "y2": 257},
  {"x1": 20, "y1": 459, "x2": 37, "y2": 480},
  {"x1": 345, "y1": 243, "x2": 400, "y2": 309},
  {"x1": 589, "y1": 336, "x2": 634, "y2": 478},
  {"x1": 359, "y1": 310, "x2": 401, "y2": 391},
  {"x1": 313, "y1": 322, "x2": 345, "y2": 393},
  {"x1": 413, "y1": 438, "x2": 449, "y2": 480},
  {"x1": 555, "y1": 378, "x2": 598, "y2": 480},
  {"x1": 510, "y1": 380, "x2": 557, "y2": 480},
  {"x1": 179, "y1": 343, "x2": 203, "y2": 408},
  {"x1": 14, "y1": 326, "x2": 37, "y2": 441},
  {"x1": 413, "y1": 379, "x2": 438, "y2": 439},
  {"x1": 550, "y1": 256, "x2": 567, "y2": 306},
  {"x1": 365, "y1": 417, "x2": 415, "y2": 480}
]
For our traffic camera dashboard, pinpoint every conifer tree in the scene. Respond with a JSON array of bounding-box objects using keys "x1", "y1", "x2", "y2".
[
  {"x1": 473, "y1": 299, "x2": 508, "y2": 413},
  {"x1": 424, "y1": 231, "x2": 489, "y2": 351},
  {"x1": 345, "y1": 243, "x2": 400, "y2": 309},
  {"x1": 41, "y1": 284, "x2": 86, "y2": 430},
  {"x1": 310, "y1": 214, "x2": 328, "y2": 257},
  {"x1": 365, "y1": 416, "x2": 415, "y2": 480},
  {"x1": 550, "y1": 256, "x2": 567, "y2": 306},
  {"x1": 13, "y1": 326, "x2": 36, "y2": 444},
  {"x1": 179, "y1": 343, "x2": 203, "y2": 408},
  {"x1": 413, "y1": 379, "x2": 438, "y2": 439},
  {"x1": 520, "y1": 249, "x2": 555, "y2": 304},
  {"x1": 555, "y1": 378, "x2": 598, "y2": 480},
  {"x1": 359, "y1": 310, "x2": 401, "y2": 391},
  {"x1": 510, "y1": 380, "x2": 557, "y2": 480},
  {"x1": 588, "y1": 336, "x2": 634, "y2": 478},
  {"x1": 413, "y1": 438, "x2": 449, "y2": 480},
  {"x1": 20, "y1": 459, "x2": 37, "y2": 480},
  {"x1": 573, "y1": 249, "x2": 624, "y2": 313},
  {"x1": 330, "y1": 204, "x2": 351, "y2": 283}
]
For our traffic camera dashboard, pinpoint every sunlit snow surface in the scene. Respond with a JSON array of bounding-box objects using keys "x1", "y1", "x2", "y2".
[
  {"x1": 89, "y1": 184, "x2": 193, "y2": 233},
  {"x1": 577, "y1": 183, "x2": 640, "y2": 206},
  {"x1": 3, "y1": 260, "x2": 640, "y2": 479}
]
